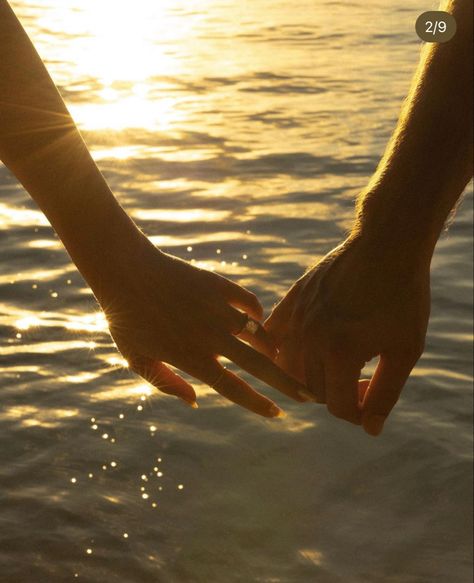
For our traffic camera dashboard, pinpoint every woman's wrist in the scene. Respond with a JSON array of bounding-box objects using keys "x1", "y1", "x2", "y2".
[{"x1": 52, "y1": 186, "x2": 158, "y2": 297}]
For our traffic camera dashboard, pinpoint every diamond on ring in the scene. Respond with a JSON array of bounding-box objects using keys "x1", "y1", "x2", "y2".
[{"x1": 244, "y1": 319, "x2": 259, "y2": 335}]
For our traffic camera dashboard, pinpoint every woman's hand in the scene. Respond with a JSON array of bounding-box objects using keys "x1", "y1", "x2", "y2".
[
  {"x1": 89, "y1": 233, "x2": 307, "y2": 417},
  {"x1": 265, "y1": 235, "x2": 431, "y2": 434}
]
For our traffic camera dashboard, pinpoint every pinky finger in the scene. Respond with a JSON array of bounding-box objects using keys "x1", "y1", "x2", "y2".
[{"x1": 130, "y1": 356, "x2": 197, "y2": 407}]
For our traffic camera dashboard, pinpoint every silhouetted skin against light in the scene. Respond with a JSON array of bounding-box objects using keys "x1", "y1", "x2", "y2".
[
  {"x1": 265, "y1": 0, "x2": 473, "y2": 435},
  {"x1": 0, "y1": 0, "x2": 308, "y2": 417}
]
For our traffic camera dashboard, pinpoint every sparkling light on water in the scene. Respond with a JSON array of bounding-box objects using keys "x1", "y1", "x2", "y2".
[{"x1": 1, "y1": 0, "x2": 472, "y2": 581}]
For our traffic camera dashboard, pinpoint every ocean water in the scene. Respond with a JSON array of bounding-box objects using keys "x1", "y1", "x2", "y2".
[{"x1": 0, "y1": 1, "x2": 472, "y2": 582}]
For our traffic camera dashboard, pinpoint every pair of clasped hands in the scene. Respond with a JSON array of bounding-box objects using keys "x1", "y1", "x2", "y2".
[
  {"x1": 105, "y1": 225, "x2": 428, "y2": 438},
  {"x1": 1, "y1": 0, "x2": 468, "y2": 438}
]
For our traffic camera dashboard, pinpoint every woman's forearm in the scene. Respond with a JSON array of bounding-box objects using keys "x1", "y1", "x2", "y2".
[
  {"x1": 0, "y1": 0, "x2": 144, "y2": 288},
  {"x1": 0, "y1": 1, "x2": 311, "y2": 414},
  {"x1": 355, "y1": 0, "x2": 473, "y2": 262}
]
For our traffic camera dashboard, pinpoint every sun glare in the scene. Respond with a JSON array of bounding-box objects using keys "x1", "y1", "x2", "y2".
[
  {"x1": 69, "y1": 2, "x2": 183, "y2": 83},
  {"x1": 23, "y1": 0, "x2": 210, "y2": 132}
]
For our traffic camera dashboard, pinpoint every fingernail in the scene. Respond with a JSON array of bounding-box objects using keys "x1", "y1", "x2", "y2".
[
  {"x1": 268, "y1": 405, "x2": 286, "y2": 419},
  {"x1": 182, "y1": 399, "x2": 199, "y2": 409},
  {"x1": 364, "y1": 415, "x2": 386, "y2": 436},
  {"x1": 297, "y1": 389, "x2": 318, "y2": 403}
]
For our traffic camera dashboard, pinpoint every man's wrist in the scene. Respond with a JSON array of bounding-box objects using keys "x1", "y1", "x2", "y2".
[
  {"x1": 353, "y1": 181, "x2": 443, "y2": 266},
  {"x1": 351, "y1": 216, "x2": 434, "y2": 272}
]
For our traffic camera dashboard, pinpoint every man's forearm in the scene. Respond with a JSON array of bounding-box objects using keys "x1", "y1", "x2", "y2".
[
  {"x1": 355, "y1": 0, "x2": 473, "y2": 261},
  {"x1": 0, "y1": 1, "x2": 143, "y2": 285}
]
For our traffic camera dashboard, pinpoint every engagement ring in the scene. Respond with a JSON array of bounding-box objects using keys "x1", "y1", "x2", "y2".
[{"x1": 244, "y1": 318, "x2": 259, "y2": 335}]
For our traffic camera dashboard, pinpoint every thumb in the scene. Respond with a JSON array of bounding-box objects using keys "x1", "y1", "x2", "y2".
[{"x1": 361, "y1": 353, "x2": 417, "y2": 436}]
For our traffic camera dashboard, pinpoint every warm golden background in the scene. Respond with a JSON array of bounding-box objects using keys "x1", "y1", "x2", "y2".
[{"x1": 0, "y1": 1, "x2": 472, "y2": 581}]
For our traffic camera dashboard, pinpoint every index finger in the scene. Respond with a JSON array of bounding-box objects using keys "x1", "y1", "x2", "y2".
[
  {"x1": 361, "y1": 353, "x2": 418, "y2": 436},
  {"x1": 220, "y1": 336, "x2": 308, "y2": 402}
]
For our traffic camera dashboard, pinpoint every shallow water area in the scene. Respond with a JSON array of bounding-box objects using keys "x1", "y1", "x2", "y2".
[{"x1": 0, "y1": 1, "x2": 472, "y2": 581}]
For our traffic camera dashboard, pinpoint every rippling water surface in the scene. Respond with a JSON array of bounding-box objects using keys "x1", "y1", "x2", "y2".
[{"x1": 1, "y1": 1, "x2": 472, "y2": 581}]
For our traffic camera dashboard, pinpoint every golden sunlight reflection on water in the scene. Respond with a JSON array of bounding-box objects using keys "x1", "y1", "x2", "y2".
[
  {"x1": 20, "y1": 0, "x2": 217, "y2": 132},
  {"x1": 1, "y1": 0, "x2": 472, "y2": 580}
]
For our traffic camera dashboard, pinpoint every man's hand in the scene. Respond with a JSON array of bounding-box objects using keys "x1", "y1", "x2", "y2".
[
  {"x1": 266, "y1": 0, "x2": 472, "y2": 435},
  {"x1": 265, "y1": 235, "x2": 431, "y2": 435}
]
